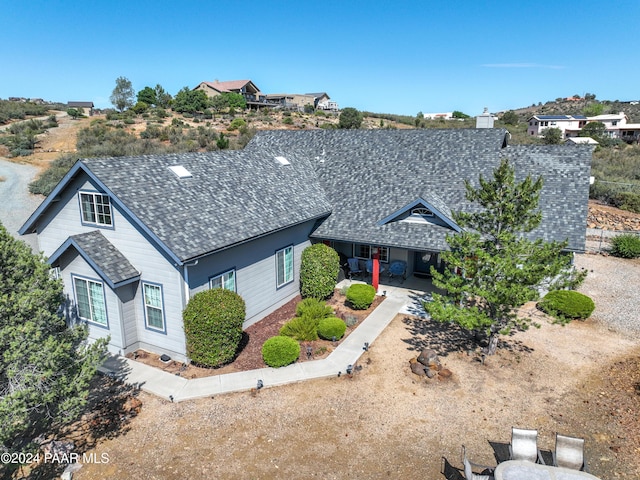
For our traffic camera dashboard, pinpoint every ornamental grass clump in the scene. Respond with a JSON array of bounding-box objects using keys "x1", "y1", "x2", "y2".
[
  {"x1": 610, "y1": 233, "x2": 640, "y2": 258},
  {"x1": 262, "y1": 336, "x2": 300, "y2": 368},
  {"x1": 280, "y1": 298, "x2": 335, "y2": 341},
  {"x1": 183, "y1": 288, "x2": 245, "y2": 367},
  {"x1": 317, "y1": 317, "x2": 347, "y2": 340},
  {"x1": 538, "y1": 290, "x2": 595, "y2": 322},
  {"x1": 346, "y1": 284, "x2": 376, "y2": 310}
]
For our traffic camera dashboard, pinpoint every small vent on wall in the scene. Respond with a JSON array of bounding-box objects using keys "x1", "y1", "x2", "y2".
[
  {"x1": 168, "y1": 165, "x2": 192, "y2": 178},
  {"x1": 274, "y1": 156, "x2": 291, "y2": 166}
]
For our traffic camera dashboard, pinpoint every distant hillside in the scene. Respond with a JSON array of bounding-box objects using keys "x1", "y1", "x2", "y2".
[{"x1": 505, "y1": 98, "x2": 640, "y2": 123}]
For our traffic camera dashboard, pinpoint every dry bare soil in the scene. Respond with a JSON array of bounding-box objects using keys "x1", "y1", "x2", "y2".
[{"x1": 62, "y1": 255, "x2": 640, "y2": 480}]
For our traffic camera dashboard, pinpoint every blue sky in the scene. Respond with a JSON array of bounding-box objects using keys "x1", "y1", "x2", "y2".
[{"x1": 2, "y1": 0, "x2": 638, "y2": 116}]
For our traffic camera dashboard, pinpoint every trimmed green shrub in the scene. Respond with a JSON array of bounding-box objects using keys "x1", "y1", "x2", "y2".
[
  {"x1": 610, "y1": 233, "x2": 640, "y2": 258},
  {"x1": 262, "y1": 336, "x2": 300, "y2": 367},
  {"x1": 183, "y1": 289, "x2": 246, "y2": 367},
  {"x1": 295, "y1": 298, "x2": 334, "y2": 321},
  {"x1": 317, "y1": 317, "x2": 347, "y2": 340},
  {"x1": 346, "y1": 284, "x2": 376, "y2": 310},
  {"x1": 228, "y1": 117, "x2": 246, "y2": 130},
  {"x1": 300, "y1": 243, "x2": 340, "y2": 299},
  {"x1": 538, "y1": 290, "x2": 595, "y2": 321},
  {"x1": 279, "y1": 316, "x2": 318, "y2": 341}
]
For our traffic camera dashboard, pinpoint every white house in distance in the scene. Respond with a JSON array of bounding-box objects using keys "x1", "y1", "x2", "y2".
[
  {"x1": 528, "y1": 111, "x2": 640, "y2": 142},
  {"x1": 526, "y1": 115, "x2": 587, "y2": 137},
  {"x1": 423, "y1": 112, "x2": 454, "y2": 120}
]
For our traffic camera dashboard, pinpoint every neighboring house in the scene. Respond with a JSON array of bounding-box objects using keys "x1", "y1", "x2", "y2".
[
  {"x1": 306, "y1": 92, "x2": 331, "y2": 109},
  {"x1": 68, "y1": 101, "x2": 94, "y2": 116},
  {"x1": 20, "y1": 129, "x2": 591, "y2": 362},
  {"x1": 527, "y1": 115, "x2": 587, "y2": 138},
  {"x1": 581, "y1": 112, "x2": 629, "y2": 138},
  {"x1": 619, "y1": 123, "x2": 640, "y2": 143},
  {"x1": 423, "y1": 112, "x2": 454, "y2": 120},
  {"x1": 194, "y1": 80, "x2": 262, "y2": 107},
  {"x1": 264, "y1": 93, "x2": 317, "y2": 111}
]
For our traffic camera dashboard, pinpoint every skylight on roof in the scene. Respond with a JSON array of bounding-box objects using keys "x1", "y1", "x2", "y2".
[
  {"x1": 168, "y1": 165, "x2": 192, "y2": 178},
  {"x1": 274, "y1": 156, "x2": 291, "y2": 166}
]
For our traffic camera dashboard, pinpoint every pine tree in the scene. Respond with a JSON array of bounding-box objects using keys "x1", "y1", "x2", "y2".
[
  {"x1": 0, "y1": 223, "x2": 107, "y2": 453},
  {"x1": 425, "y1": 159, "x2": 586, "y2": 355}
]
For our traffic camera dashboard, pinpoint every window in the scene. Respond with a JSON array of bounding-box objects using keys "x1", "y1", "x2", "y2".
[
  {"x1": 80, "y1": 192, "x2": 112, "y2": 226},
  {"x1": 143, "y1": 283, "x2": 165, "y2": 332},
  {"x1": 73, "y1": 276, "x2": 107, "y2": 326},
  {"x1": 210, "y1": 269, "x2": 236, "y2": 291},
  {"x1": 276, "y1": 246, "x2": 294, "y2": 288},
  {"x1": 353, "y1": 244, "x2": 389, "y2": 263}
]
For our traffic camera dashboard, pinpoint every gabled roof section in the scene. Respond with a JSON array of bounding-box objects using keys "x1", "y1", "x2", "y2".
[
  {"x1": 528, "y1": 115, "x2": 587, "y2": 121},
  {"x1": 49, "y1": 231, "x2": 140, "y2": 289},
  {"x1": 199, "y1": 80, "x2": 259, "y2": 94},
  {"x1": 376, "y1": 195, "x2": 461, "y2": 232}
]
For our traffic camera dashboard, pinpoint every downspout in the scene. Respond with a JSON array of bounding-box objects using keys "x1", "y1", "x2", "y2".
[{"x1": 182, "y1": 259, "x2": 198, "y2": 360}]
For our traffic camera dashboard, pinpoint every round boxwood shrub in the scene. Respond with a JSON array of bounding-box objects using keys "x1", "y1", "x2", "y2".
[
  {"x1": 317, "y1": 317, "x2": 347, "y2": 340},
  {"x1": 538, "y1": 290, "x2": 595, "y2": 321},
  {"x1": 262, "y1": 336, "x2": 300, "y2": 368},
  {"x1": 300, "y1": 243, "x2": 340, "y2": 299},
  {"x1": 183, "y1": 288, "x2": 246, "y2": 367},
  {"x1": 346, "y1": 284, "x2": 376, "y2": 310},
  {"x1": 610, "y1": 233, "x2": 640, "y2": 258}
]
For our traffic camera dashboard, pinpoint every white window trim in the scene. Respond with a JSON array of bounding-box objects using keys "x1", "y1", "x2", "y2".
[
  {"x1": 142, "y1": 282, "x2": 166, "y2": 333},
  {"x1": 210, "y1": 269, "x2": 236, "y2": 291},
  {"x1": 353, "y1": 244, "x2": 389, "y2": 263},
  {"x1": 79, "y1": 191, "x2": 113, "y2": 227},
  {"x1": 276, "y1": 246, "x2": 294, "y2": 288},
  {"x1": 73, "y1": 275, "x2": 108, "y2": 327}
]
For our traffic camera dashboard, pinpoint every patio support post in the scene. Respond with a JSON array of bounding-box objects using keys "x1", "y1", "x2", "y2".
[{"x1": 372, "y1": 247, "x2": 380, "y2": 291}]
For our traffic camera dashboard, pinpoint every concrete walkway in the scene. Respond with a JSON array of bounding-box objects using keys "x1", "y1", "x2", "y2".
[{"x1": 100, "y1": 281, "x2": 434, "y2": 402}]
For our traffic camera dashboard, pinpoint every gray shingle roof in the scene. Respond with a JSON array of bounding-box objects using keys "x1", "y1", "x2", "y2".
[
  {"x1": 50, "y1": 230, "x2": 140, "y2": 288},
  {"x1": 248, "y1": 129, "x2": 591, "y2": 252},
  {"x1": 82, "y1": 149, "x2": 332, "y2": 262}
]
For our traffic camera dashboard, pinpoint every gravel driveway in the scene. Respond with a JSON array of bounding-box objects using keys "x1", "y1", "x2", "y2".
[
  {"x1": 0, "y1": 158, "x2": 43, "y2": 250},
  {"x1": 575, "y1": 253, "x2": 640, "y2": 335}
]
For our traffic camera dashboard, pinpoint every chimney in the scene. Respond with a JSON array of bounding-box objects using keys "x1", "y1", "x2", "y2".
[{"x1": 476, "y1": 107, "x2": 495, "y2": 129}]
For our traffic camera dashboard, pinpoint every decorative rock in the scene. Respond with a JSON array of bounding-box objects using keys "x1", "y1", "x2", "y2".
[
  {"x1": 417, "y1": 348, "x2": 438, "y2": 366},
  {"x1": 439, "y1": 368, "x2": 453, "y2": 379},
  {"x1": 425, "y1": 368, "x2": 437, "y2": 379},
  {"x1": 409, "y1": 358, "x2": 426, "y2": 376}
]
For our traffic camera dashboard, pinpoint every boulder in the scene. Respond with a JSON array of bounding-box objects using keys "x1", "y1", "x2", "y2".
[
  {"x1": 409, "y1": 358, "x2": 426, "y2": 376},
  {"x1": 417, "y1": 348, "x2": 438, "y2": 366}
]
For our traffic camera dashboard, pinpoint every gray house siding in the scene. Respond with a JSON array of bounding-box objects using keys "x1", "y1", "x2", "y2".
[
  {"x1": 187, "y1": 221, "x2": 315, "y2": 328},
  {"x1": 32, "y1": 173, "x2": 187, "y2": 359}
]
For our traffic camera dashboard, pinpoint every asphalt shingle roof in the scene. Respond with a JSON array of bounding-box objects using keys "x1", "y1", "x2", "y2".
[
  {"x1": 65, "y1": 231, "x2": 140, "y2": 287},
  {"x1": 248, "y1": 129, "x2": 591, "y2": 252},
  {"x1": 82, "y1": 149, "x2": 332, "y2": 262}
]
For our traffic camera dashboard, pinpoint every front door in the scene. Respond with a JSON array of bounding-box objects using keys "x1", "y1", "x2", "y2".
[{"x1": 413, "y1": 251, "x2": 439, "y2": 277}]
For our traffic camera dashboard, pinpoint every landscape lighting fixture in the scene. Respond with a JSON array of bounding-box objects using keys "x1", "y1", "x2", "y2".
[
  {"x1": 363, "y1": 342, "x2": 369, "y2": 351},
  {"x1": 346, "y1": 364, "x2": 353, "y2": 375},
  {"x1": 306, "y1": 346, "x2": 313, "y2": 359},
  {"x1": 257, "y1": 379, "x2": 264, "y2": 390}
]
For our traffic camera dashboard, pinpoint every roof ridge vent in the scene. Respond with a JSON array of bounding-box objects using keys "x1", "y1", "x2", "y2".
[
  {"x1": 274, "y1": 156, "x2": 291, "y2": 166},
  {"x1": 168, "y1": 165, "x2": 192, "y2": 178}
]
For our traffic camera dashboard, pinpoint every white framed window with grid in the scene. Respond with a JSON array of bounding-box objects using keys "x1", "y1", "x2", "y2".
[
  {"x1": 73, "y1": 275, "x2": 108, "y2": 326},
  {"x1": 210, "y1": 269, "x2": 236, "y2": 291},
  {"x1": 79, "y1": 192, "x2": 113, "y2": 227},
  {"x1": 143, "y1": 282, "x2": 165, "y2": 332},
  {"x1": 353, "y1": 244, "x2": 389, "y2": 263},
  {"x1": 276, "y1": 246, "x2": 294, "y2": 288}
]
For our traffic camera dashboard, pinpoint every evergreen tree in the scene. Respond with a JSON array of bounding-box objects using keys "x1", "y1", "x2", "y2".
[
  {"x1": 425, "y1": 159, "x2": 586, "y2": 355},
  {"x1": 0, "y1": 223, "x2": 107, "y2": 453}
]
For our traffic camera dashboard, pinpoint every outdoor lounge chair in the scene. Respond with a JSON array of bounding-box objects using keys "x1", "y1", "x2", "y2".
[
  {"x1": 553, "y1": 433, "x2": 589, "y2": 472},
  {"x1": 347, "y1": 258, "x2": 363, "y2": 279},
  {"x1": 461, "y1": 445, "x2": 494, "y2": 480},
  {"x1": 509, "y1": 427, "x2": 543, "y2": 463},
  {"x1": 365, "y1": 259, "x2": 384, "y2": 276},
  {"x1": 387, "y1": 260, "x2": 407, "y2": 282}
]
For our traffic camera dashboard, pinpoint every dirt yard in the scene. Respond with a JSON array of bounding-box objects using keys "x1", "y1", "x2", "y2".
[{"x1": 49, "y1": 254, "x2": 638, "y2": 480}]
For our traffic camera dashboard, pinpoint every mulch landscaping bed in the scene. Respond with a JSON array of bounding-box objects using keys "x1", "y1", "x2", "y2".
[{"x1": 126, "y1": 289, "x2": 385, "y2": 378}]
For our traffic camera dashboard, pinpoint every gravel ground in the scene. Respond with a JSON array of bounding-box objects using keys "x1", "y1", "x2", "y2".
[{"x1": 575, "y1": 253, "x2": 640, "y2": 335}]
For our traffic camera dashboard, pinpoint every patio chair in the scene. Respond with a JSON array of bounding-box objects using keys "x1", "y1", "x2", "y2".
[
  {"x1": 461, "y1": 445, "x2": 494, "y2": 480},
  {"x1": 387, "y1": 260, "x2": 407, "y2": 282},
  {"x1": 440, "y1": 456, "x2": 465, "y2": 480},
  {"x1": 347, "y1": 258, "x2": 362, "y2": 279},
  {"x1": 553, "y1": 433, "x2": 589, "y2": 472},
  {"x1": 509, "y1": 427, "x2": 543, "y2": 463},
  {"x1": 365, "y1": 259, "x2": 385, "y2": 276}
]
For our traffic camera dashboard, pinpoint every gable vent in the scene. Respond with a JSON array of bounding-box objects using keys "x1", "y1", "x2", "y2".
[
  {"x1": 274, "y1": 156, "x2": 290, "y2": 166},
  {"x1": 168, "y1": 165, "x2": 192, "y2": 178}
]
